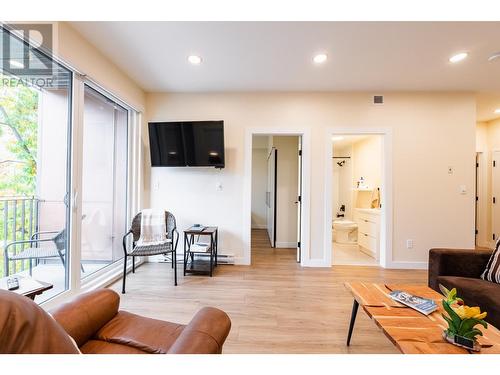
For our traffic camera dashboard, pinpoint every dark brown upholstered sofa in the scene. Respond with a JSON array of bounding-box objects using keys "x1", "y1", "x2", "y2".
[
  {"x1": 428, "y1": 248, "x2": 499, "y2": 329},
  {"x1": 0, "y1": 288, "x2": 231, "y2": 354}
]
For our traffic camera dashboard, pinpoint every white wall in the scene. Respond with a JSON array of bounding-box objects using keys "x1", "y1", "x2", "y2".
[
  {"x1": 251, "y1": 136, "x2": 268, "y2": 229},
  {"x1": 57, "y1": 22, "x2": 145, "y2": 112},
  {"x1": 352, "y1": 136, "x2": 382, "y2": 209},
  {"x1": 146, "y1": 92, "x2": 476, "y2": 266},
  {"x1": 273, "y1": 136, "x2": 299, "y2": 247}
]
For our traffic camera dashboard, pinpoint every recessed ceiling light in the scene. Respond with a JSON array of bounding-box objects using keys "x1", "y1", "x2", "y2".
[
  {"x1": 9, "y1": 59, "x2": 24, "y2": 68},
  {"x1": 331, "y1": 136, "x2": 344, "y2": 142},
  {"x1": 449, "y1": 52, "x2": 468, "y2": 63},
  {"x1": 495, "y1": 108, "x2": 500, "y2": 114},
  {"x1": 188, "y1": 55, "x2": 202, "y2": 65},
  {"x1": 313, "y1": 53, "x2": 328, "y2": 64},
  {"x1": 488, "y1": 52, "x2": 500, "y2": 62}
]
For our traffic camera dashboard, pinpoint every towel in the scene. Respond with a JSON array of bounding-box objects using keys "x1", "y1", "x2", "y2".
[
  {"x1": 370, "y1": 187, "x2": 381, "y2": 209},
  {"x1": 137, "y1": 209, "x2": 170, "y2": 246}
]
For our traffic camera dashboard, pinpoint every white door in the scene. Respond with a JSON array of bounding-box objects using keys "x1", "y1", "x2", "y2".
[
  {"x1": 266, "y1": 148, "x2": 277, "y2": 247},
  {"x1": 492, "y1": 151, "x2": 500, "y2": 244},
  {"x1": 296, "y1": 137, "x2": 302, "y2": 262}
]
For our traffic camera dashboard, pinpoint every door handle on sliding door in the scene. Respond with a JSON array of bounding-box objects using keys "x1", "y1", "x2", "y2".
[{"x1": 72, "y1": 190, "x2": 79, "y2": 212}]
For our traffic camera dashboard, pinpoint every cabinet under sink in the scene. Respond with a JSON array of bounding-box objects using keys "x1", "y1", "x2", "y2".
[{"x1": 353, "y1": 208, "x2": 380, "y2": 260}]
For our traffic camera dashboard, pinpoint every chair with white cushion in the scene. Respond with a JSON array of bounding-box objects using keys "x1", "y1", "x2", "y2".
[{"x1": 121, "y1": 211, "x2": 179, "y2": 292}]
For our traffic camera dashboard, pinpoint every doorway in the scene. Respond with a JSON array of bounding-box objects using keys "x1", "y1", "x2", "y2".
[
  {"x1": 250, "y1": 134, "x2": 303, "y2": 263},
  {"x1": 475, "y1": 152, "x2": 488, "y2": 248},
  {"x1": 331, "y1": 135, "x2": 382, "y2": 266},
  {"x1": 324, "y1": 128, "x2": 392, "y2": 268}
]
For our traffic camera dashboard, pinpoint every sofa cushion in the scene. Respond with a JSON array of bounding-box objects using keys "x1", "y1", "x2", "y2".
[
  {"x1": 81, "y1": 339, "x2": 148, "y2": 354},
  {"x1": 481, "y1": 241, "x2": 500, "y2": 284},
  {"x1": 0, "y1": 290, "x2": 80, "y2": 354},
  {"x1": 51, "y1": 288, "x2": 120, "y2": 347},
  {"x1": 437, "y1": 276, "x2": 500, "y2": 329},
  {"x1": 94, "y1": 311, "x2": 185, "y2": 353}
]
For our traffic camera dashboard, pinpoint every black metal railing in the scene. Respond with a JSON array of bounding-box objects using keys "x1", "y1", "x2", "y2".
[{"x1": 0, "y1": 197, "x2": 41, "y2": 277}]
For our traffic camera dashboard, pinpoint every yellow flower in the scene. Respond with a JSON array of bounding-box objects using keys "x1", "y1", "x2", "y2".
[{"x1": 452, "y1": 305, "x2": 487, "y2": 320}]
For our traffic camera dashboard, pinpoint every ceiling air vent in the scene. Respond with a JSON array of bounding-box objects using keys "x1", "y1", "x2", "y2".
[{"x1": 373, "y1": 95, "x2": 384, "y2": 105}]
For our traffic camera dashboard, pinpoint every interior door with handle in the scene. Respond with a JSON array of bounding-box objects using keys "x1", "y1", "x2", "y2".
[
  {"x1": 492, "y1": 151, "x2": 500, "y2": 244},
  {"x1": 296, "y1": 137, "x2": 302, "y2": 262},
  {"x1": 266, "y1": 148, "x2": 277, "y2": 247}
]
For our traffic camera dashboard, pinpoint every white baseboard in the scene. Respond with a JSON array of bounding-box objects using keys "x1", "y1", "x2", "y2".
[
  {"x1": 385, "y1": 261, "x2": 428, "y2": 270},
  {"x1": 484, "y1": 240, "x2": 495, "y2": 249},
  {"x1": 301, "y1": 258, "x2": 331, "y2": 267},
  {"x1": 275, "y1": 242, "x2": 297, "y2": 248},
  {"x1": 251, "y1": 224, "x2": 267, "y2": 229},
  {"x1": 234, "y1": 256, "x2": 250, "y2": 265}
]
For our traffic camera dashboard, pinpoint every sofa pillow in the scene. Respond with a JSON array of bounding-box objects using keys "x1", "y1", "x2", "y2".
[{"x1": 481, "y1": 240, "x2": 500, "y2": 284}]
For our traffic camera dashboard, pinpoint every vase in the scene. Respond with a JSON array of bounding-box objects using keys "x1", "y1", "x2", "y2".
[{"x1": 443, "y1": 331, "x2": 481, "y2": 352}]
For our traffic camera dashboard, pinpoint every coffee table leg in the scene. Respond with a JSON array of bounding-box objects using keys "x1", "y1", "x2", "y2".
[{"x1": 346, "y1": 299, "x2": 359, "y2": 346}]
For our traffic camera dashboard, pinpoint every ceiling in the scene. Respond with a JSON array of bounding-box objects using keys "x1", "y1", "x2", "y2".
[{"x1": 70, "y1": 21, "x2": 500, "y2": 120}]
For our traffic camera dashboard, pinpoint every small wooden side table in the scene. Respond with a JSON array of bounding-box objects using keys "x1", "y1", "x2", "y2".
[
  {"x1": 0, "y1": 275, "x2": 53, "y2": 301},
  {"x1": 183, "y1": 226, "x2": 218, "y2": 277}
]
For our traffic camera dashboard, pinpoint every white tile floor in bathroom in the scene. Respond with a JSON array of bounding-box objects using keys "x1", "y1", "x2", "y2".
[{"x1": 332, "y1": 242, "x2": 378, "y2": 266}]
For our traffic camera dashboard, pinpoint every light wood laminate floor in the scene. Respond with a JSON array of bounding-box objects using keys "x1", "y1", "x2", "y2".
[{"x1": 109, "y1": 229, "x2": 427, "y2": 353}]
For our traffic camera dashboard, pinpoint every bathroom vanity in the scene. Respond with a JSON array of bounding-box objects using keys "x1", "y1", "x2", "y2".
[{"x1": 353, "y1": 208, "x2": 380, "y2": 260}]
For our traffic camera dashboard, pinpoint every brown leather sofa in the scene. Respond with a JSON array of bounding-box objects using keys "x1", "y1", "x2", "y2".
[
  {"x1": 0, "y1": 288, "x2": 231, "y2": 354},
  {"x1": 428, "y1": 248, "x2": 499, "y2": 329}
]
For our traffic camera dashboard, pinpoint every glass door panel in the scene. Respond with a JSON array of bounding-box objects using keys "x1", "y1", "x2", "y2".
[
  {"x1": 81, "y1": 85, "x2": 128, "y2": 278},
  {"x1": 0, "y1": 27, "x2": 72, "y2": 303}
]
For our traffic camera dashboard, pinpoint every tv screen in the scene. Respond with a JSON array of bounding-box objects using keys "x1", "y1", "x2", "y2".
[{"x1": 148, "y1": 121, "x2": 225, "y2": 168}]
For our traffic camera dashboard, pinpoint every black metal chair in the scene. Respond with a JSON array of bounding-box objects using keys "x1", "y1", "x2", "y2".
[{"x1": 121, "y1": 211, "x2": 179, "y2": 293}]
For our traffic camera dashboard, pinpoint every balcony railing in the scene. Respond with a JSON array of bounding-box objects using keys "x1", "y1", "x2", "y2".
[{"x1": 0, "y1": 197, "x2": 41, "y2": 277}]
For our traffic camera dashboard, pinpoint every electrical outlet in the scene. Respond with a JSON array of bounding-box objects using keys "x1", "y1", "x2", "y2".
[{"x1": 406, "y1": 239, "x2": 414, "y2": 249}]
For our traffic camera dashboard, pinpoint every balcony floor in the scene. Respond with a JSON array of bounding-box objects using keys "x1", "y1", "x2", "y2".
[{"x1": 15, "y1": 261, "x2": 111, "y2": 303}]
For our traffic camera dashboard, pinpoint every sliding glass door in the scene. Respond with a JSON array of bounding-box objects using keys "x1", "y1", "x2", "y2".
[
  {"x1": 80, "y1": 85, "x2": 128, "y2": 279},
  {"x1": 1, "y1": 25, "x2": 139, "y2": 304},
  {"x1": 0, "y1": 27, "x2": 72, "y2": 302}
]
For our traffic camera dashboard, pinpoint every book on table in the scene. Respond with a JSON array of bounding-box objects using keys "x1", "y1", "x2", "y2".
[
  {"x1": 190, "y1": 242, "x2": 211, "y2": 253},
  {"x1": 389, "y1": 290, "x2": 438, "y2": 315},
  {"x1": 188, "y1": 225, "x2": 206, "y2": 232}
]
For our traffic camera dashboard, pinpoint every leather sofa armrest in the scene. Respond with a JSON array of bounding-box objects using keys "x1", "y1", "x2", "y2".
[
  {"x1": 428, "y1": 248, "x2": 493, "y2": 291},
  {"x1": 168, "y1": 307, "x2": 231, "y2": 354},
  {"x1": 50, "y1": 289, "x2": 120, "y2": 348}
]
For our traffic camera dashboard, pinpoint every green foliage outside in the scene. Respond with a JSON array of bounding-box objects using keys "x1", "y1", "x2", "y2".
[
  {"x1": 0, "y1": 79, "x2": 40, "y2": 276},
  {"x1": 0, "y1": 81, "x2": 39, "y2": 196}
]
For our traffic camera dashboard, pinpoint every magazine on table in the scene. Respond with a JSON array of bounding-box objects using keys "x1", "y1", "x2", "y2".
[{"x1": 389, "y1": 290, "x2": 438, "y2": 315}]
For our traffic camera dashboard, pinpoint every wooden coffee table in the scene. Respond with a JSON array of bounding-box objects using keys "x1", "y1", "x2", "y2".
[
  {"x1": 0, "y1": 275, "x2": 53, "y2": 301},
  {"x1": 344, "y1": 282, "x2": 500, "y2": 354}
]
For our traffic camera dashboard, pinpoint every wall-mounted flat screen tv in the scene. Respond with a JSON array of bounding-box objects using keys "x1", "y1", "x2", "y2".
[{"x1": 149, "y1": 121, "x2": 225, "y2": 168}]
